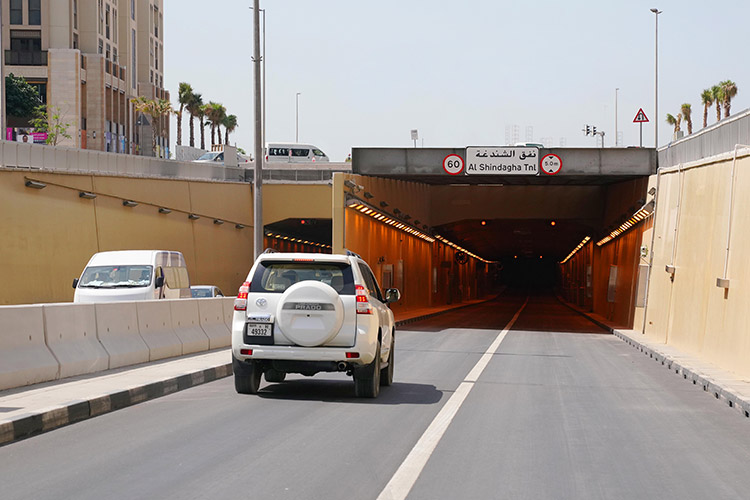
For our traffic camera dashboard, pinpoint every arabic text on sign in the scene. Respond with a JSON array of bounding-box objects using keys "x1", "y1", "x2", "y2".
[{"x1": 465, "y1": 147, "x2": 540, "y2": 175}]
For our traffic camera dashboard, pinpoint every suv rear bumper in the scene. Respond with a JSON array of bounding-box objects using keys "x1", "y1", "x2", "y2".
[{"x1": 232, "y1": 334, "x2": 378, "y2": 366}]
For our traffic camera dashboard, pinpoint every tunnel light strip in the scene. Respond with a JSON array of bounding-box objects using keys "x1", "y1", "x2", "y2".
[
  {"x1": 265, "y1": 232, "x2": 332, "y2": 250},
  {"x1": 560, "y1": 236, "x2": 591, "y2": 264},
  {"x1": 596, "y1": 201, "x2": 655, "y2": 247},
  {"x1": 433, "y1": 234, "x2": 496, "y2": 264},
  {"x1": 346, "y1": 199, "x2": 436, "y2": 243}
]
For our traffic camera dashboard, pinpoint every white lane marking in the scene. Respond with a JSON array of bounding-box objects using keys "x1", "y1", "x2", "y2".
[{"x1": 377, "y1": 298, "x2": 529, "y2": 500}]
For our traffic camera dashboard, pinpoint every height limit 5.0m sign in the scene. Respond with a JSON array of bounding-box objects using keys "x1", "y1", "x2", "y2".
[{"x1": 443, "y1": 154, "x2": 465, "y2": 175}]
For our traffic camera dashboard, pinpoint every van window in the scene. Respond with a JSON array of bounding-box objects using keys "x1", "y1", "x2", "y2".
[
  {"x1": 268, "y1": 148, "x2": 289, "y2": 156},
  {"x1": 291, "y1": 148, "x2": 310, "y2": 157},
  {"x1": 312, "y1": 149, "x2": 326, "y2": 157},
  {"x1": 79, "y1": 265, "x2": 152, "y2": 288}
]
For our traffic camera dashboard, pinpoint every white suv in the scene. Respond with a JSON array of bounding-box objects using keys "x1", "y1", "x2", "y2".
[{"x1": 231, "y1": 250, "x2": 401, "y2": 398}]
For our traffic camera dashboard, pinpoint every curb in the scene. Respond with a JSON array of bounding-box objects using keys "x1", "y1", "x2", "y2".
[
  {"x1": 0, "y1": 364, "x2": 232, "y2": 447},
  {"x1": 555, "y1": 296, "x2": 750, "y2": 421}
]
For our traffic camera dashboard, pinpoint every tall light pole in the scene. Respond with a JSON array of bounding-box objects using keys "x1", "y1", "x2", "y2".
[
  {"x1": 615, "y1": 88, "x2": 619, "y2": 147},
  {"x1": 253, "y1": 0, "x2": 264, "y2": 259},
  {"x1": 295, "y1": 92, "x2": 301, "y2": 142},
  {"x1": 651, "y1": 8, "x2": 661, "y2": 149},
  {"x1": 1, "y1": 2, "x2": 6, "y2": 137}
]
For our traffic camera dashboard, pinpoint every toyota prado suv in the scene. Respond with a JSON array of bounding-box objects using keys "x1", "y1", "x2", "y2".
[{"x1": 231, "y1": 250, "x2": 401, "y2": 398}]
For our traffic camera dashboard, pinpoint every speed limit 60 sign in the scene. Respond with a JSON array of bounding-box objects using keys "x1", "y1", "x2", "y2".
[{"x1": 443, "y1": 154, "x2": 464, "y2": 175}]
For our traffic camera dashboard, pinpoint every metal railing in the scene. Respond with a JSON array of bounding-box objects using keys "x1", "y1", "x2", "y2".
[{"x1": 658, "y1": 107, "x2": 750, "y2": 167}]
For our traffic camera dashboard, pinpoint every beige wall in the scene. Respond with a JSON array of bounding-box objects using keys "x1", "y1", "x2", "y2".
[
  {"x1": 642, "y1": 150, "x2": 750, "y2": 379},
  {"x1": 0, "y1": 170, "x2": 253, "y2": 305}
]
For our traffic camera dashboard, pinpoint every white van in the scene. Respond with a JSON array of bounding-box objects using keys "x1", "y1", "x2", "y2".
[
  {"x1": 265, "y1": 143, "x2": 330, "y2": 163},
  {"x1": 73, "y1": 250, "x2": 191, "y2": 303}
]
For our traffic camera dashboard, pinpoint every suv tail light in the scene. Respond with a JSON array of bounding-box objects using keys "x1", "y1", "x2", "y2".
[
  {"x1": 234, "y1": 281, "x2": 250, "y2": 311},
  {"x1": 356, "y1": 285, "x2": 372, "y2": 315}
]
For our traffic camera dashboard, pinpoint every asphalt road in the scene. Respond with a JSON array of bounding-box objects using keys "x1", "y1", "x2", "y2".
[{"x1": 2, "y1": 292, "x2": 750, "y2": 500}]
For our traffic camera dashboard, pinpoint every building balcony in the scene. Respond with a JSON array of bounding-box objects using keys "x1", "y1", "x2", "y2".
[{"x1": 5, "y1": 49, "x2": 47, "y2": 66}]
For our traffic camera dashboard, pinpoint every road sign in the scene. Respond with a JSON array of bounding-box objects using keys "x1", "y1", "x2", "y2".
[
  {"x1": 443, "y1": 154, "x2": 464, "y2": 175},
  {"x1": 465, "y1": 147, "x2": 539, "y2": 175},
  {"x1": 540, "y1": 153, "x2": 562, "y2": 175},
  {"x1": 633, "y1": 108, "x2": 649, "y2": 123}
]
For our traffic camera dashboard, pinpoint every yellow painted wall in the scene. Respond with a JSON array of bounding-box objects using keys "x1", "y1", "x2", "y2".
[
  {"x1": 644, "y1": 152, "x2": 750, "y2": 379},
  {"x1": 0, "y1": 170, "x2": 253, "y2": 304}
]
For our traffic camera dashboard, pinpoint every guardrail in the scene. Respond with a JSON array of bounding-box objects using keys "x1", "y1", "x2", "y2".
[
  {"x1": 0, "y1": 298, "x2": 236, "y2": 391},
  {"x1": 0, "y1": 141, "x2": 351, "y2": 183}
]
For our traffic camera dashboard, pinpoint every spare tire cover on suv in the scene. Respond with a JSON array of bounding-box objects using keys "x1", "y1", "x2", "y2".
[{"x1": 276, "y1": 281, "x2": 345, "y2": 347}]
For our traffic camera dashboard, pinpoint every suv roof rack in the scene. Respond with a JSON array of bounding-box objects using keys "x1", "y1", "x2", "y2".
[{"x1": 344, "y1": 249, "x2": 361, "y2": 259}]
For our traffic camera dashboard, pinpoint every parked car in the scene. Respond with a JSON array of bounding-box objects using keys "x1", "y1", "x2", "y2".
[
  {"x1": 265, "y1": 143, "x2": 330, "y2": 163},
  {"x1": 73, "y1": 250, "x2": 191, "y2": 303},
  {"x1": 191, "y1": 285, "x2": 224, "y2": 298},
  {"x1": 231, "y1": 250, "x2": 400, "y2": 397}
]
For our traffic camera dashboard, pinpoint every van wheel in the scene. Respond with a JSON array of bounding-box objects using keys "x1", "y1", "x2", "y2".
[
  {"x1": 233, "y1": 356, "x2": 262, "y2": 394},
  {"x1": 380, "y1": 336, "x2": 394, "y2": 387},
  {"x1": 354, "y1": 343, "x2": 381, "y2": 398},
  {"x1": 264, "y1": 369, "x2": 286, "y2": 383}
]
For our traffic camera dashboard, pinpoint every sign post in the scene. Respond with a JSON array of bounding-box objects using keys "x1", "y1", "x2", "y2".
[{"x1": 633, "y1": 108, "x2": 649, "y2": 147}]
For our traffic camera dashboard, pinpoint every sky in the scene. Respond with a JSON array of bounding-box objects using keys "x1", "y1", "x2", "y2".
[{"x1": 164, "y1": 0, "x2": 750, "y2": 162}]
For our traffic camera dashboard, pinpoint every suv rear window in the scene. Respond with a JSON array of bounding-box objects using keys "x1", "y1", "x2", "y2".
[{"x1": 251, "y1": 261, "x2": 355, "y2": 294}]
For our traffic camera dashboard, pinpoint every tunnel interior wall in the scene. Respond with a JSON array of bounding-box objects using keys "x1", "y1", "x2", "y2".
[
  {"x1": 643, "y1": 150, "x2": 750, "y2": 380},
  {"x1": 0, "y1": 170, "x2": 254, "y2": 305}
]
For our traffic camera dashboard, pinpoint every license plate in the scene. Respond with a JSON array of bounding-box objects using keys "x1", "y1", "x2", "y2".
[{"x1": 246, "y1": 323, "x2": 272, "y2": 336}]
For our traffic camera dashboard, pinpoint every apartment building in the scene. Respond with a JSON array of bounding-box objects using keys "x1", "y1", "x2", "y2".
[{"x1": 2, "y1": 0, "x2": 169, "y2": 156}]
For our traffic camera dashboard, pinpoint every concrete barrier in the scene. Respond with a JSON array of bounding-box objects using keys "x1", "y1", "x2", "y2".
[
  {"x1": 0, "y1": 305, "x2": 59, "y2": 390},
  {"x1": 197, "y1": 298, "x2": 231, "y2": 349},
  {"x1": 43, "y1": 303, "x2": 109, "y2": 379},
  {"x1": 169, "y1": 299, "x2": 210, "y2": 354},
  {"x1": 222, "y1": 297, "x2": 236, "y2": 332},
  {"x1": 136, "y1": 301, "x2": 183, "y2": 361},
  {"x1": 94, "y1": 302, "x2": 150, "y2": 369}
]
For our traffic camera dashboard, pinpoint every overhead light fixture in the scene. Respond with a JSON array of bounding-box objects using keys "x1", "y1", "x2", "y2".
[
  {"x1": 344, "y1": 179, "x2": 357, "y2": 189},
  {"x1": 363, "y1": 191, "x2": 374, "y2": 199},
  {"x1": 433, "y1": 234, "x2": 495, "y2": 264},
  {"x1": 403, "y1": 214, "x2": 412, "y2": 220},
  {"x1": 122, "y1": 200, "x2": 138, "y2": 207},
  {"x1": 346, "y1": 198, "x2": 435, "y2": 244},
  {"x1": 25, "y1": 180, "x2": 47, "y2": 189},
  {"x1": 648, "y1": 187, "x2": 657, "y2": 196},
  {"x1": 265, "y1": 232, "x2": 331, "y2": 249},
  {"x1": 596, "y1": 201, "x2": 655, "y2": 246},
  {"x1": 188, "y1": 213, "x2": 200, "y2": 220},
  {"x1": 235, "y1": 224, "x2": 245, "y2": 229},
  {"x1": 379, "y1": 201, "x2": 389, "y2": 208},
  {"x1": 213, "y1": 219, "x2": 224, "y2": 225},
  {"x1": 414, "y1": 220, "x2": 421, "y2": 226},
  {"x1": 393, "y1": 208, "x2": 402, "y2": 215},
  {"x1": 560, "y1": 236, "x2": 591, "y2": 264},
  {"x1": 79, "y1": 191, "x2": 97, "y2": 199},
  {"x1": 158, "y1": 207, "x2": 171, "y2": 214}
]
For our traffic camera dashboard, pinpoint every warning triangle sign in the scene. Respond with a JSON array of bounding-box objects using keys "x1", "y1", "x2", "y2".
[{"x1": 633, "y1": 108, "x2": 649, "y2": 123}]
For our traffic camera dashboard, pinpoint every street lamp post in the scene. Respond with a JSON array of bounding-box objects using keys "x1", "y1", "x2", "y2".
[
  {"x1": 651, "y1": 8, "x2": 661, "y2": 149},
  {"x1": 253, "y1": 0, "x2": 263, "y2": 259},
  {"x1": 295, "y1": 92, "x2": 301, "y2": 142}
]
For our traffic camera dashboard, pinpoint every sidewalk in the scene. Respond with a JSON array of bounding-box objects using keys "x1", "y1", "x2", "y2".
[
  {"x1": 0, "y1": 297, "x2": 494, "y2": 446},
  {"x1": 558, "y1": 298, "x2": 750, "y2": 422}
]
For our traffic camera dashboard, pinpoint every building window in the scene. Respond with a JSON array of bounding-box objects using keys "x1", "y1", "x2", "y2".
[
  {"x1": 131, "y1": 0, "x2": 135, "y2": 20},
  {"x1": 154, "y1": 6, "x2": 159, "y2": 37},
  {"x1": 155, "y1": 44, "x2": 158, "y2": 70},
  {"x1": 132, "y1": 29, "x2": 136, "y2": 88},
  {"x1": 105, "y1": 4, "x2": 110, "y2": 39},
  {"x1": 10, "y1": 0, "x2": 23, "y2": 25},
  {"x1": 73, "y1": 33, "x2": 79, "y2": 49},
  {"x1": 113, "y1": 9, "x2": 118, "y2": 43},
  {"x1": 106, "y1": 44, "x2": 110, "y2": 60},
  {"x1": 73, "y1": 0, "x2": 78, "y2": 29},
  {"x1": 98, "y1": 0, "x2": 104, "y2": 35},
  {"x1": 113, "y1": 47, "x2": 118, "y2": 66},
  {"x1": 98, "y1": 39, "x2": 103, "y2": 54},
  {"x1": 28, "y1": 0, "x2": 41, "y2": 25}
]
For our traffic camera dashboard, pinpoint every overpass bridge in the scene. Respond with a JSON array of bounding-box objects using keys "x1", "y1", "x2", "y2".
[{"x1": 1, "y1": 108, "x2": 750, "y2": 388}]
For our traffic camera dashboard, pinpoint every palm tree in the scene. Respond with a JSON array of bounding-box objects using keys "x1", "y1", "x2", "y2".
[
  {"x1": 185, "y1": 92, "x2": 203, "y2": 148},
  {"x1": 176, "y1": 82, "x2": 193, "y2": 146},
  {"x1": 131, "y1": 97, "x2": 172, "y2": 157},
  {"x1": 204, "y1": 102, "x2": 226, "y2": 146},
  {"x1": 665, "y1": 113, "x2": 680, "y2": 134},
  {"x1": 223, "y1": 114, "x2": 238, "y2": 145},
  {"x1": 700, "y1": 89, "x2": 713, "y2": 128},
  {"x1": 198, "y1": 103, "x2": 208, "y2": 150},
  {"x1": 711, "y1": 85, "x2": 723, "y2": 122},
  {"x1": 719, "y1": 80, "x2": 738, "y2": 118},
  {"x1": 681, "y1": 103, "x2": 693, "y2": 135}
]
